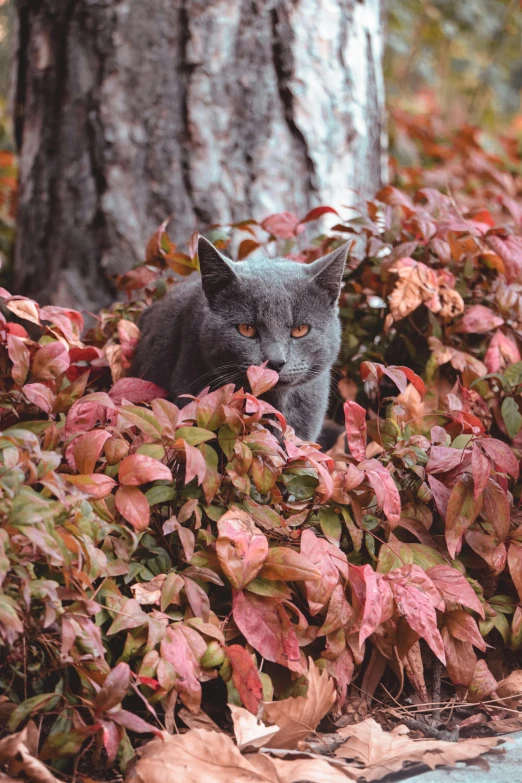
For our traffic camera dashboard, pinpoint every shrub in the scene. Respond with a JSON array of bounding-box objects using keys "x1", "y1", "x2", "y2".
[{"x1": 0, "y1": 115, "x2": 521, "y2": 775}]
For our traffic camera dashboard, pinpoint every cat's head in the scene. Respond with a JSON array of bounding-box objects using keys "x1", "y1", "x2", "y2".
[{"x1": 197, "y1": 236, "x2": 348, "y2": 390}]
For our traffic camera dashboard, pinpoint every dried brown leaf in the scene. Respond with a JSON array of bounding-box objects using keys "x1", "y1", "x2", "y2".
[
  {"x1": 334, "y1": 718, "x2": 502, "y2": 781},
  {"x1": 125, "y1": 728, "x2": 350, "y2": 783},
  {"x1": 0, "y1": 722, "x2": 58, "y2": 783},
  {"x1": 495, "y1": 669, "x2": 522, "y2": 709},
  {"x1": 229, "y1": 705, "x2": 279, "y2": 751},
  {"x1": 262, "y1": 659, "x2": 336, "y2": 749}
]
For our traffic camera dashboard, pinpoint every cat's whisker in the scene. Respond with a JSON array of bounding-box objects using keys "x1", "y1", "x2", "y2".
[{"x1": 186, "y1": 363, "x2": 242, "y2": 392}]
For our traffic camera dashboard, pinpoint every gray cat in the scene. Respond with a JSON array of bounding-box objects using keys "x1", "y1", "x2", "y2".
[{"x1": 132, "y1": 237, "x2": 348, "y2": 442}]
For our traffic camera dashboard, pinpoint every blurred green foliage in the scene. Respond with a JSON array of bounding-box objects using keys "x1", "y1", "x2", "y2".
[{"x1": 385, "y1": 0, "x2": 522, "y2": 129}]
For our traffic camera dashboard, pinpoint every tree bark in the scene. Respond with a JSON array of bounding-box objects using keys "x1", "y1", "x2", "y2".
[{"x1": 13, "y1": 0, "x2": 386, "y2": 311}]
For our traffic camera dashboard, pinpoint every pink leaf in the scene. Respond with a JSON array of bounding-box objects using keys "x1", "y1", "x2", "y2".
[
  {"x1": 471, "y1": 443, "x2": 491, "y2": 499},
  {"x1": 359, "y1": 459, "x2": 401, "y2": 526},
  {"x1": 32, "y1": 341, "x2": 70, "y2": 380},
  {"x1": 23, "y1": 383, "x2": 55, "y2": 413},
  {"x1": 66, "y1": 473, "x2": 117, "y2": 499},
  {"x1": 343, "y1": 401, "x2": 367, "y2": 461},
  {"x1": 247, "y1": 363, "x2": 279, "y2": 396},
  {"x1": 7, "y1": 335, "x2": 30, "y2": 386},
  {"x1": 261, "y1": 212, "x2": 301, "y2": 239},
  {"x1": 184, "y1": 441, "x2": 207, "y2": 485},
  {"x1": 484, "y1": 330, "x2": 521, "y2": 373},
  {"x1": 232, "y1": 590, "x2": 301, "y2": 672},
  {"x1": 119, "y1": 454, "x2": 172, "y2": 485},
  {"x1": 478, "y1": 437, "x2": 519, "y2": 479},
  {"x1": 455, "y1": 305, "x2": 504, "y2": 334},
  {"x1": 115, "y1": 486, "x2": 150, "y2": 531},
  {"x1": 109, "y1": 377, "x2": 167, "y2": 404},
  {"x1": 426, "y1": 565, "x2": 484, "y2": 618}
]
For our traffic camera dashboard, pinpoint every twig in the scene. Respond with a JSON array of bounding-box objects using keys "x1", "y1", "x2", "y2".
[
  {"x1": 399, "y1": 716, "x2": 459, "y2": 742},
  {"x1": 432, "y1": 658, "x2": 442, "y2": 724}
]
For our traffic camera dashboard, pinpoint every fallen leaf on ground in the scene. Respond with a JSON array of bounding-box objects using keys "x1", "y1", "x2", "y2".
[
  {"x1": 262, "y1": 659, "x2": 336, "y2": 748},
  {"x1": 177, "y1": 707, "x2": 223, "y2": 733},
  {"x1": 485, "y1": 715, "x2": 522, "y2": 734},
  {"x1": 495, "y1": 669, "x2": 522, "y2": 709},
  {"x1": 0, "y1": 721, "x2": 58, "y2": 783},
  {"x1": 334, "y1": 718, "x2": 502, "y2": 781},
  {"x1": 229, "y1": 705, "x2": 279, "y2": 750},
  {"x1": 125, "y1": 728, "x2": 350, "y2": 783}
]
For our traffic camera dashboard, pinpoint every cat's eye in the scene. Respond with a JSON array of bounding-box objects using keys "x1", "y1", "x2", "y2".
[
  {"x1": 291, "y1": 324, "x2": 310, "y2": 338},
  {"x1": 237, "y1": 323, "x2": 258, "y2": 338}
]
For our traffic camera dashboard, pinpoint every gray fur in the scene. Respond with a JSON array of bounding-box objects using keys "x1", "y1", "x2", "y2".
[{"x1": 132, "y1": 237, "x2": 348, "y2": 442}]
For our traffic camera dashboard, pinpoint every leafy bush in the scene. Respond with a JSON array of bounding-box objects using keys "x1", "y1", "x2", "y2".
[{"x1": 0, "y1": 116, "x2": 521, "y2": 776}]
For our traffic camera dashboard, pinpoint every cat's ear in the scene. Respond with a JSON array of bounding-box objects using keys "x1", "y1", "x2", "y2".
[
  {"x1": 198, "y1": 236, "x2": 238, "y2": 302},
  {"x1": 307, "y1": 243, "x2": 349, "y2": 303}
]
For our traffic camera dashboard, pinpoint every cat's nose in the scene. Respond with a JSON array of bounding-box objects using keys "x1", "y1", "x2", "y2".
[{"x1": 266, "y1": 358, "x2": 286, "y2": 372}]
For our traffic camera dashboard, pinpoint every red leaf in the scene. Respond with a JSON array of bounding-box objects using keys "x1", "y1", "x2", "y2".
[
  {"x1": 73, "y1": 430, "x2": 111, "y2": 474},
  {"x1": 7, "y1": 335, "x2": 30, "y2": 386},
  {"x1": 478, "y1": 438, "x2": 519, "y2": 480},
  {"x1": 93, "y1": 662, "x2": 131, "y2": 713},
  {"x1": 66, "y1": 473, "x2": 117, "y2": 499},
  {"x1": 109, "y1": 377, "x2": 167, "y2": 404},
  {"x1": 160, "y1": 625, "x2": 205, "y2": 712},
  {"x1": 382, "y1": 366, "x2": 408, "y2": 394},
  {"x1": 426, "y1": 445, "x2": 468, "y2": 475},
  {"x1": 455, "y1": 305, "x2": 504, "y2": 334},
  {"x1": 442, "y1": 628, "x2": 476, "y2": 688},
  {"x1": 183, "y1": 576, "x2": 210, "y2": 620},
  {"x1": 508, "y1": 541, "x2": 522, "y2": 602},
  {"x1": 237, "y1": 239, "x2": 260, "y2": 260},
  {"x1": 298, "y1": 206, "x2": 339, "y2": 224},
  {"x1": 184, "y1": 441, "x2": 206, "y2": 485},
  {"x1": 445, "y1": 610, "x2": 486, "y2": 652},
  {"x1": 484, "y1": 329, "x2": 521, "y2": 373},
  {"x1": 109, "y1": 709, "x2": 162, "y2": 736},
  {"x1": 115, "y1": 486, "x2": 150, "y2": 531},
  {"x1": 359, "y1": 459, "x2": 401, "y2": 526},
  {"x1": 349, "y1": 564, "x2": 384, "y2": 646},
  {"x1": 232, "y1": 590, "x2": 301, "y2": 672},
  {"x1": 226, "y1": 644, "x2": 263, "y2": 715},
  {"x1": 247, "y1": 363, "x2": 279, "y2": 396},
  {"x1": 40, "y1": 305, "x2": 84, "y2": 341},
  {"x1": 119, "y1": 454, "x2": 172, "y2": 485},
  {"x1": 343, "y1": 401, "x2": 367, "y2": 461},
  {"x1": 23, "y1": 382, "x2": 55, "y2": 413},
  {"x1": 32, "y1": 341, "x2": 70, "y2": 380},
  {"x1": 485, "y1": 234, "x2": 522, "y2": 283},
  {"x1": 426, "y1": 565, "x2": 484, "y2": 618},
  {"x1": 482, "y1": 480, "x2": 510, "y2": 542},
  {"x1": 393, "y1": 366, "x2": 426, "y2": 399},
  {"x1": 472, "y1": 443, "x2": 491, "y2": 499},
  {"x1": 386, "y1": 566, "x2": 446, "y2": 664},
  {"x1": 261, "y1": 212, "x2": 301, "y2": 239},
  {"x1": 216, "y1": 511, "x2": 268, "y2": 589},
  {"x1": 427, "y1": 474, "x2": 452, "y2": 520},
  {"x1": 300, "y1": 528, "x2": 348, "y2": 615},
  {"x1": 445, "y1": 475, "x2": 483, "y2": 559}
]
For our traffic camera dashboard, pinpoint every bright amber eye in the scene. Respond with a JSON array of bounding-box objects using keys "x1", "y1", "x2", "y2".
[
  {"x1": 238, "y1": 323, "x2": 257, "y2": 338},
  {"x1": 291, "y1": 324, "x2": 310, "y2": 338}
]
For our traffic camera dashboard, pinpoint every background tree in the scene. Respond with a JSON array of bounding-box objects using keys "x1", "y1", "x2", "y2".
[{"x1": 12, "y1": 0, "x2": 386, "y2": 310}]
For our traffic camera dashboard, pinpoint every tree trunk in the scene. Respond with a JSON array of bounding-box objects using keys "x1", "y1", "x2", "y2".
[{"x1": 13, "y1": 0, "x2": 386, "y2": 311}]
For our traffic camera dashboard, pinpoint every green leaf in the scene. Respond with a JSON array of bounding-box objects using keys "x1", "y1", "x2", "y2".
[
  {"x1": 501, "y1": 397, "x2": 522, "y2": 439},
  {"x1": 145, "y1": 485, "x2": 175, "y2": 506},
  {"x1": 504, "y1": 361, "x2": 522, "y2": 387},
  {"x1": 7, "y1": 693, "x2": 58, "y2": 732},
  {"x1": 175, "y1": 426, "x2": 217, "y2": 446},
  {"x1": 318, "y1": 508, "x2": 342, "y2": 544}
]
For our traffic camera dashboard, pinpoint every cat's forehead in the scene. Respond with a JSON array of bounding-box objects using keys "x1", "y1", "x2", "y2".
[{"x1": 234, "y1": 256, "x2": 309, "y2": 288}]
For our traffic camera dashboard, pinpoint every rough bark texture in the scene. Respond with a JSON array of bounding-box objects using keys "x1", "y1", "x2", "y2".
[{"x1": 13, "y1": 0, "x2": 386, "y2": 311}]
